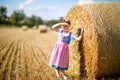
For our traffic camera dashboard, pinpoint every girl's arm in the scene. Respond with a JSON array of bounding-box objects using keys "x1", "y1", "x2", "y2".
[
  {"x1": 52, "y1": 23, "x2": 68, "y2": 32},
  {"x1": 73, "y1": 27, "x2": 84, "y2": 41},
  {"x1": 52, "y1": 23, "x2": 61, "y2": 32}
]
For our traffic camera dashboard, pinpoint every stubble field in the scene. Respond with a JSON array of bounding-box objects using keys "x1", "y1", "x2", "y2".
[{"x1": 0, "y1": 27, "x2": 58, "y2": 80}]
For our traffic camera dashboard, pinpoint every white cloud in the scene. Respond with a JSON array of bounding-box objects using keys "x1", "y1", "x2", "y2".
[
  {"x1": 21, "y1": 6, "x2": 56, "y2": 12},
  {"x1": 78, "y1": 0, "x2": 95, "y2": 4},
  {"x1": 25, "y1": 0, "x2": 35, "y2": 4},
  {"x1": 47, "y1": 6, "x2": 56, "y2": 10},
  {"x1": 24, "y1": 6, "x2": 42, "y2": 11},
  {"x1": 19, "y1": 0, "x2": 36, "y2": 9},
  {"x1": 20, "y1": 5, "x2": 57, "y2": 19},
  {"x1": 19, "y1": 0, "x2": 56, "y2": 11},
  {"x1": 18, "y1": 0, "x2": 57, "y2": 20}
]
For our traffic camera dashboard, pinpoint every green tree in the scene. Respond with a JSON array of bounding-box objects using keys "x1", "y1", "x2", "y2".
[
  {"x1": 45, "y1": 17, "x2": 64, "y2": 27},
  {"x1": 45, "y1": 20, "x2": 58, "y2": 27},
  {"x1": 37, "y1": 17, "x2": 43, "y2": 25},
  {"x1": 0, "y1": 6, "x2": 7, "y2": 24},
  {"x1": 22, "y1": 15, "x2": 43, "y2": 27},
  {"x1": 30, "y1": 15, "x2": 43, "y2": 26},
  {"x1": 10, "y1": 10, "x2": 25, "y2": 26},
  {"x1": 59, "y1": 17, "x2": 64, "y2": 22}
]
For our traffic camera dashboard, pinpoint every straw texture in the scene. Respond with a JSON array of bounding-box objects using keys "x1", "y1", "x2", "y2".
[{"x1": 66, "y1": 2, "x2": 120, "y2": 80}]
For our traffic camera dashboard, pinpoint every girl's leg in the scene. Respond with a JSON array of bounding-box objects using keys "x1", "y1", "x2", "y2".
[
  {"x1": 60, "y1": 70, "x2": 68, "y2": 79},
  {"x1": 55, "y1": 68, "x2": 61, "y2": 79}
]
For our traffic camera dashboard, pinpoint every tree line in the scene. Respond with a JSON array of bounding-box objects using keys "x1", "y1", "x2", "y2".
[{"x1": 0, "y1": 6, "x2": 64, "y2": 28}]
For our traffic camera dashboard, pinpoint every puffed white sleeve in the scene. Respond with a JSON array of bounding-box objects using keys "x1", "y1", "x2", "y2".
[{"x1": 71, "y1": 32, "x2": 76, "y2": 39}]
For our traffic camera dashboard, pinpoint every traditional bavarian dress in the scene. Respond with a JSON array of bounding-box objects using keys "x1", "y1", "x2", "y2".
[{"x1": 49, "y1": 29, "x2": 75, "y2": 70}]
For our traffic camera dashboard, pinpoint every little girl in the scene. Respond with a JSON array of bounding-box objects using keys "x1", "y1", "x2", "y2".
[{"x1": 49, "y1": 19, "x2": 83, "y2": 80}]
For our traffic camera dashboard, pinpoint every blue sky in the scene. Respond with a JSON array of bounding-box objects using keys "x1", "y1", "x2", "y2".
[{"x1": 0, "y1": 0, "x2": 119, "y2": 20}]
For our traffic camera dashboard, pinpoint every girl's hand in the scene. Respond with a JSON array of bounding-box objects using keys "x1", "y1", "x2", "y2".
[
  {"x1": 78, "y1": 27, "x2": 84, "y2": 35},
  {"x1": 80, "y1": 27, "x2": 84, "y2": 34},
  {"x1": 52, "y1": 22, "x2": 69, "y2": 32}
]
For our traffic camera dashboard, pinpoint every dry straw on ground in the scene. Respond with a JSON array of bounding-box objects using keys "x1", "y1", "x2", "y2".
[
  {"x1": 66, "y1": 2, "x2": 120, "y2": 80},
  {"x1": 0, "y1": 28, "x2": 57, "y2": 80}
]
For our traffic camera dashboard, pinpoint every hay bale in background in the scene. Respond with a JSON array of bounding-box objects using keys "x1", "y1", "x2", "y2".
[
  {"x1": 38, "y1": 25, "x2": 48, "y2": 33},
  {"x1": 33, "y1": 26, "x2": 37, "y2": 30},
  {"x1": 66, "y1": 2, "x2": 120, "y2": 80},
  {"x1": 22, "y1": 26, "x2": 28, "y2": 31}
]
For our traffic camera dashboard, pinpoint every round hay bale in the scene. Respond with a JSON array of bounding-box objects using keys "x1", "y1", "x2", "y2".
[
  {"x1": 66, "y1": 2, "x2": 120, "y2": 80},
  {"x1": 38, "y1": 25, "x2": 48, "y2": 33},
  {"x1": 33, "y1": 26, "x2": 37, "y2": 30},
  {"x1": 22, "y1": 26, "x2": 28, "y2": 31}
]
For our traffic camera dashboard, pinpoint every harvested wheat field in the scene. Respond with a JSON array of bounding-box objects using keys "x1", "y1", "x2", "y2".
[
  {"x1": 0, "y1": 28, "x2": 58, "y2": 80},
  {"x1": 66, "y1": 2, "x2": 120, "y2": 80}
]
